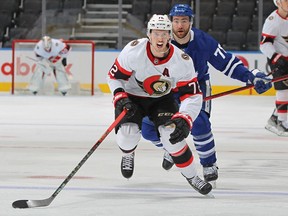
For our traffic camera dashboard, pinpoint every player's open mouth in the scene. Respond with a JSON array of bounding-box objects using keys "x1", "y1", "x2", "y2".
[{"x1": 157, "y1": 43, "x2": 164, "y2": 48}]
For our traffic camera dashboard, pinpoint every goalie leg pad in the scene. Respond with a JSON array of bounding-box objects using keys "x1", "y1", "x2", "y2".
[
  {"x1": 116, "y1": 123, "x2": 141, "y2": 152},
  {"x1": 54, "y1": 65, "x2": 71, "y2": 92},
  {"x1": 28, "y1": 65, "x2": 46, "y2": 92}
]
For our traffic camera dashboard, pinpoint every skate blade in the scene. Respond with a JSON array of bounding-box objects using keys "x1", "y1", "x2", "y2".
[
  {"x1": 265, "y1": 125, "x2": 278, "y2": 135},
  {"x1": 209, "y1": 180, "x2": 217, "y2": 189},
  {"x1": 277, "y1": 131, "x2": 288, "y2": 137},
  {"x1": 205, "y1": 192, "x2": 215, "y2": 198}
]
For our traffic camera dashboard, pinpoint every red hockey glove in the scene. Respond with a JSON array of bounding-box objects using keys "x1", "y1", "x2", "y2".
[{"x1": 113, "y1": 91, "x2": 136, "y2": 117}]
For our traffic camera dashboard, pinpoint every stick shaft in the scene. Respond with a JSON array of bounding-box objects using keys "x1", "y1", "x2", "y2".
[
  {"x1": 50, "y1": 109, "x2": 127, "y2": 199},
  {"x1": 204, "y1": 74, "x2": 288, "y2": 101},
  {"x1": 12, "y1": 109, "x2": 127, "y2": 208}
]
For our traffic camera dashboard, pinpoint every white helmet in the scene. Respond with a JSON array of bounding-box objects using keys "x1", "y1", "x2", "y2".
[
  {"x1": 42, "y1": 36, "x2": 52, "y2": 52},
  {"x1": 147, "y1": 14, "x2": 172, "y2": 36},
  {"x1": 273, "y1": 0, "x2": 278, "y2": 6}
]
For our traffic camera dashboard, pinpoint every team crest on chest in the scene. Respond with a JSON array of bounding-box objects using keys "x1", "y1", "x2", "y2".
[{"x1": 138, "y1": 75, "x2": 171, "y2": 96}]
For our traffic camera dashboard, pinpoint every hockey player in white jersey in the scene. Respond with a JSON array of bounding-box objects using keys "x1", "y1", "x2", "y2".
[
  {"x1": 260, "y1": 0, "x2": 288, "y2": 136},
  {"x1": 141, "y1": 4, "x2": 272, "y2": 187},
  {"x1": 28, "y1": 36, "x2": 71, "y2": 95},
  {"x1": 107, "y1": 14, "x2": 212, "y2": 195}
]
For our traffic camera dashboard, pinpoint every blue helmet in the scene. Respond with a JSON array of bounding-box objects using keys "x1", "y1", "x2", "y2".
[{"x1": 169, "y1": 4, "x2": 194, "y2": 18}]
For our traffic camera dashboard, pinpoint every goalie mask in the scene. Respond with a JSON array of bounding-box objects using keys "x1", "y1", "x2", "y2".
[
  {"x1": 147, "y1": 14, "x2": 172, "y2": 37},
  {"x1": 42, "y1": 36, "x2": 52, "y2": 52}
]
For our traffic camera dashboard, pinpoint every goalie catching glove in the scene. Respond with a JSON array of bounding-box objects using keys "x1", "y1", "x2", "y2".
[
  {"x1": 248, "y1": 69, "x2": 272, "y2": 94},
  {"x1": 164, "y1": 112, "x2": 192, "y2": 144},
  {"x1": 113, "y1": 89, "x2": 136, "y2": 118}
]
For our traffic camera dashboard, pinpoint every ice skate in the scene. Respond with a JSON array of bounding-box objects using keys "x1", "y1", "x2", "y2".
[
  {"x1": 276, "y1": 120, "x2": 288, "y2": 137},
  {"x1": 265, "y1": 114, "x2": 278, "y2": 135},
  {"x1": 203, "y1": 164, "x2": 218, "y2": 188},
  {"x1": 203, "y1": 164, "x2": 218, "y2": 182},
  {"x1": 61, "y1": 91, "x2": 67, "y2": 96},
  {"x1": 162, "y1": 151, "x2": 174, "y2": 170},
  {"x1": 185, "y1": 175, "x2": 212, "y2": 196},
  {"x1": 121, "y1": 152, "x2": 135, "y2": 179}
]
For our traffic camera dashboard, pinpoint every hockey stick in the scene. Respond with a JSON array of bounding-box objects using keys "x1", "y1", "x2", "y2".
[
  {"x1": 204, "y1": 74, "x2": 288, "y2": 101},
  {"x1": 12, "y1": 108, "x2": 127, "y2": 209},
  {"x1": 26, "y1": 56, "x2": 68, "y2": 75}
]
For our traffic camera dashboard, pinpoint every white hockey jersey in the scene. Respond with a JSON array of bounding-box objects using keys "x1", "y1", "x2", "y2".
[
  {"x1": 107, "y1": 38, "x2": 203, "y2": 120},
  {"x1": 34, "y1": 39, "x2": 70, "y2": 63},
  {"x1": 260, "y1": 10, "x2": 288, "y2": 58}
]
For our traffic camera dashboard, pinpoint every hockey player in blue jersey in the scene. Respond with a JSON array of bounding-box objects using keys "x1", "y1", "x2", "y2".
[{"x1": 141, "y1": 4, "x2": 272, "y2": 184}]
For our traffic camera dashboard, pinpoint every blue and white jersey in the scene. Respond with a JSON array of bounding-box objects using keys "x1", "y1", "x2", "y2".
[{"x1": 172, "y1": 28, "x2": 252, "y2": 84}]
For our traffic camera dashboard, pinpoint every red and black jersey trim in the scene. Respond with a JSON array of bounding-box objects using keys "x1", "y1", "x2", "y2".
[
  {"x1": 108, "y1": 58, "x2": 133, "y2": 80},
  {"x1": 177, "y1": 77, "x2": 202, "y2": 101}
]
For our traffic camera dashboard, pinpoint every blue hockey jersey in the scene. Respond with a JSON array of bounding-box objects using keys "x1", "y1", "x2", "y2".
[{"x1": 171, "y1": 28, "x2": 251, "y2": 84}]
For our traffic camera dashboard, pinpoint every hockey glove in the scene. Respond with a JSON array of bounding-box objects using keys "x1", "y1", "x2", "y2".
[
  {"x1": 113, "y1": 91, "x2": 136, "y2": 118},
  {"x1": 271, "y1": 53, "x2": 288, "y2": 71},
  {"x1": 164, "y1": 112, "x2": 192, "y2": 144},
  {"x1": 248, "y1": 69, "x2": 272, "y2": 94}
]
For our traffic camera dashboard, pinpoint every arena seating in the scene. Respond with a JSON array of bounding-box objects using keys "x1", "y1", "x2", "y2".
[{"x1": 0, "y1": 0, "x2": 278, "y2": 51}]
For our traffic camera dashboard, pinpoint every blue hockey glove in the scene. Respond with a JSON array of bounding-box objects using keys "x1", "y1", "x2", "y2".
[{"x1": 248, "y1": 69, "x2": 272, "y2": 94}]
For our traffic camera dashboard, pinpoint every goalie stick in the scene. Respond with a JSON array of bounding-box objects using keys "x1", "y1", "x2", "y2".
[
  {"x1": 204, "y1": 73, "x2": 288, "y2": 101},
  {"x1": 12, "y1": 109, "x2": 127, "y2": 209}
]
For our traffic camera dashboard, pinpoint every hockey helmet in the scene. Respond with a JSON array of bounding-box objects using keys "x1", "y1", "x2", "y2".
[
  {"x1": 42, "y1": 36, "x2": 52, "y2": 52},
  {"x1": 169, "y1": 4, "x2": 194, "y2": 18},
  {"x1": 147, "y1": 14, "x2": 172, "y2": 36}
]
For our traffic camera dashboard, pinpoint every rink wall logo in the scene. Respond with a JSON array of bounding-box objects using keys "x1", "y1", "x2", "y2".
[
  {"x1": 0, "y1": 49, "x2": 275, "y2": 95},
  {"x1": 1, "y1": 57, "x2": 72, "y2": 76}
]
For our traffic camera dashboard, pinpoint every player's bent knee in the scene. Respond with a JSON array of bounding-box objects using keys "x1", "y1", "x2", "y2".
[
  {"x1": 192, "y1": 112, "x2": 212, "y2": 136},
  {"x1": 117, "y1": 123, "x2": 141, "y2": 151},
  {"x1": 158, "y1": 125, "x2": 186, "y2": 153}
]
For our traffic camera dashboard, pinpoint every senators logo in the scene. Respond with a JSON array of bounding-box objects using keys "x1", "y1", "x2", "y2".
[{"x1": 139, "y1": 75, "x2": 171, "y2": 96}]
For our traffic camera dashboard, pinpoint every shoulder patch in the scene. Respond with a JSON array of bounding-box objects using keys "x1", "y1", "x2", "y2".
[
  {"x1": 181, "y1": 53, "x2": 190, "y2": 60},
  {"x1": 130, "y1": 40, "x2": 139, "y2": 46},
  {"x1": 268, "y1": 16, "x2": 274, "y2": 21}
]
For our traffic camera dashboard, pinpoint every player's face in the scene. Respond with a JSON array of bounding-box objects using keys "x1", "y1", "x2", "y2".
[
  {"x1": 149, "y1": 29, "x2": 171, "y2": 55},
  {"x1": 172, "y1": 16, "x2": 191, "y2": 39},
  {"x1": 279, "y1": 0, "x2": 288, "y2": 11}
]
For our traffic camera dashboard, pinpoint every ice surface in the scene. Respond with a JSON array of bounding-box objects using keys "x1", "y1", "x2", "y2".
[{"x1": 0, "y1": 94, "x2": 287, "y2": 216}]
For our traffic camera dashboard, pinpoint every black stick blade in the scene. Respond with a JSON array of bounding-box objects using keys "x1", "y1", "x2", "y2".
[
  {"x1": 12, "y1": 200, "x2": 29, "y2": 209},
  {"x1": 12, "y1": 197, "x2": 53, "y2": 208}
]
